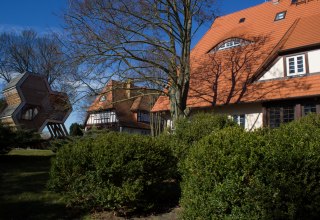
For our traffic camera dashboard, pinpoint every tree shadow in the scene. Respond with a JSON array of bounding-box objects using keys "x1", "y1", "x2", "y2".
[
  {"x1": 188, "y1": 33, "x2": 314, "y2": 109},
  {"x1": 0, "y1": 154, "x2": 87, "y2": 220}
]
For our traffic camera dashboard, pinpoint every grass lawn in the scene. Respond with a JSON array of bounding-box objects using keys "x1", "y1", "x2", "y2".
[
  {"x1": 0, "y1": 148, "x2": 179, "y2": 220},
  {"x1": 0, "y1": 149, "x2": 85, "y2": 220}
]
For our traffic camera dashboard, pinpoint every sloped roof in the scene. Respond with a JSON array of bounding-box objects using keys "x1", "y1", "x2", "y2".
[
  {"x1": 152, "y1": 0, "x2": 320, "y2": 112},
  {"x1": 87, "y1": 80, "x2": 115, "y2": 112},
  {"x1": 281, "y1": 14, "x2": 320, "y2": 51},
  {"x1": 130, "y1": 95, "x2": 153, "y2": 112},
  {"x1": 87, "y1": 80, "x2": 156, "y2": 129}
]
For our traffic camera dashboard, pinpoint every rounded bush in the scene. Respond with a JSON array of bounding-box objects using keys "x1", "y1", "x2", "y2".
[
  {"x1": 181, "y1": 115, "x2": 320, "y2": 219},
  {"x1": 48, "y1": 132, "x2": 177, "y2": 214}
]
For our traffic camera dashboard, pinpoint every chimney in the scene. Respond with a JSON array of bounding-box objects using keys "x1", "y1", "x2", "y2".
[
  {"x1": 272, "y1": 0, "x2": 279, "y2": 4},
  {"x1": 126, "y1": 79, "x2": 134, "y2": 99}
]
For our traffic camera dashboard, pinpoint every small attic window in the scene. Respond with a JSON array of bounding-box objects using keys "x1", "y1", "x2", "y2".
[
  {"x1": 275, "y1": 11, "x2": 286, "y2": 21},
  {"x1": 99, "y1": 95, "x2": 106, "y2": 102},
  {"x1": 239, "y1": 18, "x2": 245, "y2": 23},
  {"x1": 209, "y1": 38, "x2": 250, "y2": 53}
]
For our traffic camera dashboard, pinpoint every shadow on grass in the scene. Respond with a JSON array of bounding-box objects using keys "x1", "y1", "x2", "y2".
[
  {"x1": 116, "y1": 181, "x2": 181, "y2": 218},
  {"x1": 0, "y1": 153, "x2": 86, "y2": 220},
  {"x1": 0, "y1": 200, "x2": 71, "y2": 220}
]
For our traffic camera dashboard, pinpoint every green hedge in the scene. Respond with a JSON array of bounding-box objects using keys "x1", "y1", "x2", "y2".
[
  {"x1": 48, "y1": 132, "x2": 177, "y2": 214},
  {"x1": 181, "y1": 114, "x2": 320, "y2": 219},
  {"x1": 174, "y1": 112, "x2": 236, "y2": 144}
]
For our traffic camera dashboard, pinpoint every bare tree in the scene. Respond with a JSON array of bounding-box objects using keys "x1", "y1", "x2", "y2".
[
  {"x1": 0, "y1": 30, "x2": 74, "y2": 89},
  {"x1": 64, "y1": 0, "x2": 217, "y2": 122}
]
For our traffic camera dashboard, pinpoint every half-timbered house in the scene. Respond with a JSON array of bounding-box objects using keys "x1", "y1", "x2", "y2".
[
  {"x1": 152, "y1": 0, "x2": 320, "y2": 130},
  {"x1": 85, "y1": 80, "x2": 156, "y2": 135}
]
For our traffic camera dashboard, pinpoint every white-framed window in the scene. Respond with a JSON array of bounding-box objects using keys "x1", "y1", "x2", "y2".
[
  {"x1": 86, "y1": 110, "x2": 118, "y2": 125},
  {"x1": 286, "y1": 55, "x2": 306, "y2": 76},
  {"x1": 233, "y1": 114, "x2": 245, "y2": 128}
]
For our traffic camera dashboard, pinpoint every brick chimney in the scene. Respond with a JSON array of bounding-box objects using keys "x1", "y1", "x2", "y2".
[{"x1": 126, "y1": 79, "x2": 134, "y2": 99}]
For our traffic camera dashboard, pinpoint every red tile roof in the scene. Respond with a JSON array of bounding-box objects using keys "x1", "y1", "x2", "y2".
[{"x1": 152, "y1": 0, "x2": 320, "y2": 112}]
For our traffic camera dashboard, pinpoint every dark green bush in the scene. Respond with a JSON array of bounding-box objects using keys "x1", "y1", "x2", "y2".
[
  {"x1": 69, "y1": 123, "x2": 84, "y2": 136},
  {"x1": 0, "y1": 124, "x2": 43, "y2": 152},
  {"x1": 48, "y1": 132, "x2": 177, "y2": 214},
  {"x1": 14, "y1": 128, "x2": 43, "y2": 147},
  {"x1": 174, "y1": 112, "x2": 236, "y2": 145},
  {"x1": 0, "y1": 123, "x2": 15, "y2": 153},
  {"x1": 181, "y1": 114, "x2": 320, "y2": 219}
]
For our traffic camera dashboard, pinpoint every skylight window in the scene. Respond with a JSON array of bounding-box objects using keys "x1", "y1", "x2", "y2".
[
  {"x1": 275, "y1": 11, "x2": 286, "y2": 21},
  {"x1": 239, "y1": 18, "x2": 246, "y2": 23}
]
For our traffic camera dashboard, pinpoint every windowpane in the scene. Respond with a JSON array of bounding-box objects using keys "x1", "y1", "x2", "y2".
[
  {"x1": 287, "y1": 55, "x2": 305, "y2": 76},
  {"x1": 21, "y1": 107, "x2": 38, "y2": 120},
  {"x1": 269, "y1": 107, "x2": 281, "y2": 128},
  {"x1": 304, "y1": 104, "x2": 317, "y2": 115},
  {"x1": 233, "y1": 114, "x2": 245, "y2": 128},
  {"x1": 275, "y1": 11, "x2": 286, "y2": 21},
  {"x1": 138, "y1": 111, "x2": 150, "y2": 123},
  {"x1": 283, "y1": 106, "x2": 294, "y2": 123}
]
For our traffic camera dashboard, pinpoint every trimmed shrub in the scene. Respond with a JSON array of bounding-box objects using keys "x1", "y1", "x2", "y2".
[
  {"x1": 48, "y1": 132, "x2": 177, "y2": 214},
  {"x1": 181, "y1": 114, "x2": 320, "y2": 219},
  {"x1": 174, "y1": 112, "x2": 237, "y2": 145}
]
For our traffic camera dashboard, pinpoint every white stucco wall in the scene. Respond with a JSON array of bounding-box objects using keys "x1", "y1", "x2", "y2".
[
  {"x1": 258, "y1": 58, "x2": 284, "y2": 81},
  {"x1": 308, "y1": 49, "x2": 320, "y2": 74},
  {"x1": 211, "y1": 103, "x2": 263, "y2": 130}
]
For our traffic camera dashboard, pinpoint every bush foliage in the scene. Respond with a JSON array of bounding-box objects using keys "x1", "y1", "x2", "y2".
[
  {"x1": 69, "y1": 123, "x2": 84, "y2": 136},
  {"x1": 181, "y1": 114, "x2": 320, "y2": 219},
  {"x1": 48, "y1": 132, "x2": 177, "y2": 214},
  {"x1": 0, "y1": 123, "x2": 43, "y2": 153},
  {"x1": 48, "y1": 113, "x2": 320, "y2": 218}
]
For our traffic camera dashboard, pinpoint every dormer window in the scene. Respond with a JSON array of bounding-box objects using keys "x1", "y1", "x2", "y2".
[
  {"x1": 275, "y1": 11, "x2": 286, "y2": 21},
  {"x1": 209, "y1": 38, "x2": 250, "y2": 53},
  {"x1": 286, "y1": 54, "x2": 306, "y2": 76},
  {"x1": 218, "y1": 39, "x2": 241, "y2": 50}
]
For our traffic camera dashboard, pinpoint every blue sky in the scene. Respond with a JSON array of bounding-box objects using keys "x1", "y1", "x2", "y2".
[{"x1": 0, "y1": 0, "x2": 265, "y2": 129}]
